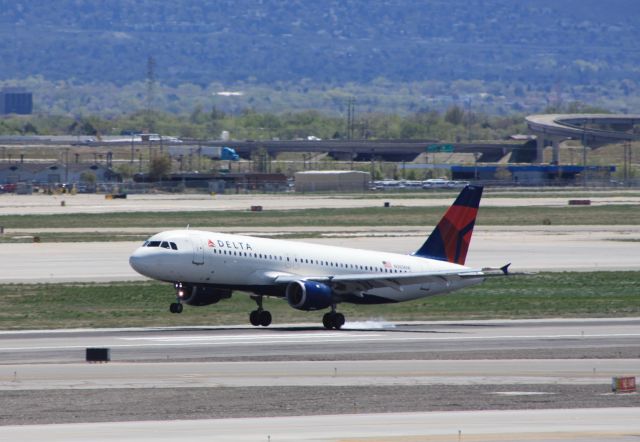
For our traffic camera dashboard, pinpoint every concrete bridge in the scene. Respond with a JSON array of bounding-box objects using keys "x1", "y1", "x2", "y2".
[{"x1": 526, "y1": 113, "x2": 640, "y2": 163}]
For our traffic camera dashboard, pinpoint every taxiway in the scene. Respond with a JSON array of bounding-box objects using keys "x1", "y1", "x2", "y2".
[{"x1": 1, "y1": 225, "x2": 639, "y2": 283}]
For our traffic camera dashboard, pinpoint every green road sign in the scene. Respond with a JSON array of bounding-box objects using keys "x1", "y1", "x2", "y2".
[{"x1": 427, "y1": 144, "x2": 454, "y2": 153}]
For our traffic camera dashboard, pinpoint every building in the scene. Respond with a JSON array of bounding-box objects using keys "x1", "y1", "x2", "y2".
[
  {"x1": 451, "y1": 165, "x2": 615, "y2": 185},
  {"x1": 0, "y1": 162, "x2": 120, "y2": 186},
  {"x1": 0, "y1": 88, "x2": 33, "y2": 115},
  {"x1": 295, "y1": 170, "x2": 371, "y2": 192}
]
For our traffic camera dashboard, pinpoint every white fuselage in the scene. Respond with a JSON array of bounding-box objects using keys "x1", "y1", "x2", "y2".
[{"x1": 129, "y1": 229, "x2": 483, "y2": 303}]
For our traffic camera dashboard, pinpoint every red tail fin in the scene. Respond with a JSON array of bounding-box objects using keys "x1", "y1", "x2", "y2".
[{"x1": 413, "y1": 185, "x2": 483, "y2": 265}]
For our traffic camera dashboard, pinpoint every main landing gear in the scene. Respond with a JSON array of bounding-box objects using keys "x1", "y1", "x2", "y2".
[
  {"x1": 249, "y1": 295, "x2": 272, "y2": 327},
  {"x1": 322, "y1": 305, "x2": 345, "y2": 330},
  {"x1": 170, "y1": 283, "x2": 184, "y2": 314}
]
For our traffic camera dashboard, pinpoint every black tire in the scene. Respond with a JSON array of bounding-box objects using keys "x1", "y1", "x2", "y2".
[
  {"x1": 175, "y1": 303, "x2": 183, "y2": 314},
  {"x1": 322, "y1": 313, "x2": 334, "y2": 330},
  {"x1": 259, "y1": 310, "x2": 272, "y2": 327},
  {"x1": 169, "y1": 303, "x2": 177, "y2": 314},
  {"x1": 249, "y1": 310, "x2": 260, "y2": 326},
  {"x1": 334, "y1": 313, "x2": 345, "y2": 329}
]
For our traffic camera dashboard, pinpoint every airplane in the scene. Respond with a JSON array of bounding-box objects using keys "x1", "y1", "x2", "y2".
[{"x1": 129, "y1": 185, "x2": 507, "y2": 329}]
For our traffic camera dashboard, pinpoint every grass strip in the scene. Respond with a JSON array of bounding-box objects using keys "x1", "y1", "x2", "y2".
[
  {"x1": 1, "y1": 205, "x2": 639, "y2": 229},
  {"x1": 0, "y1": 271, "x2": 638, "y2": 330}
]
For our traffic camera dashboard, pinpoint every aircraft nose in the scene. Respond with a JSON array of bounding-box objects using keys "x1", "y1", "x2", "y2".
[{"x1": 129, "y1": 249, "x2": 149, "y2": 276}]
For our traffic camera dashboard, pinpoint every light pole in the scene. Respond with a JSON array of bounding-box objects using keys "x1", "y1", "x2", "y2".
[
  {"x1": 582, "y1": 130, "x2": 588, "y2": 188},
  {"x1": 130, "y1": 134, "x2": 135, "y2": 163}
]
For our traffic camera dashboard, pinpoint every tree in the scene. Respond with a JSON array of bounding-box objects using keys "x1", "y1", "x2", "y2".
[
  {"x1": 22, "y1": 122, "x2": 38, "y2": 134},
  {"x1": 444, "y1": 105, "x2": 465, "y2": 126},
  {"x1": 148, "y1": 155, "x2": 172, "y2": 182},
  {"x1": 114, "y1": 163, "x2": 137, "y2": 180},
  {"x1": 80, "y1": 172, "x2": 97, "y2": 185}
]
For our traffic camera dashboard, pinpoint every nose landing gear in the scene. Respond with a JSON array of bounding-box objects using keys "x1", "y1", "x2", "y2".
[
  {"x1": 170, "y1": 282, "x2": 185, "y2": 314},
  {"x1": 249, "y1": 295, "x2": 272, "y2": 327}
]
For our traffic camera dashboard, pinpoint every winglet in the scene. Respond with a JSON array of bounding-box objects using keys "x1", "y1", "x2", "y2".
[
  {"x1": 500, "y1": 263, "x2": 511, "y2": 275},
  {"x1": 413, "y1": 185, "x2": 483, "y2": 265}
]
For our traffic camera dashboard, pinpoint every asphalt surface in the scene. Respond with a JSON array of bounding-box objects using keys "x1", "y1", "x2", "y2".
[
  {"x1": 2, "y1": 409, "x2": 640, "y2": 442},
  {"x1": 2, "y1": 192, "x2": 640, "y2": 215},
  {"x1": 0, "y1": 319, "x2": 639, "y2": 365},
  {"x1": 0, "y1": 317, "x2": 638, "y2": 441}
]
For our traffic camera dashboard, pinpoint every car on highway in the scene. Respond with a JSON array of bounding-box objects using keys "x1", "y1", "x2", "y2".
[{"x1": 422, "y1": 179, "x2": 470, "y2": 189}]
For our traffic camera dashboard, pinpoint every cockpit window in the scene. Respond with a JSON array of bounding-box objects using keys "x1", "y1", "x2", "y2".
[{"x1": 144, "y1": 240, "x2": 178, "y2": 250}]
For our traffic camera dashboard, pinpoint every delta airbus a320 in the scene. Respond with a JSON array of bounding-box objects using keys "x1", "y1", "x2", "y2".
[{"x1": 129, "y1": 185, "x2": 508, "y2": 329}]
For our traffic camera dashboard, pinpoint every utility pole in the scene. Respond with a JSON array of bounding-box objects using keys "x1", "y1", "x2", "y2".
[
  {"x1": 130, "y1": 135, "x2": 135, "y2": 164},
  {"x1": 145, "y1": 56, "x2": 156, "y2": 132},
  {"x1": 346, "y1": 97, "x2": 355, "y2": 140},
  {"x1": 582, "y1": 130, "x2": 588, "y2": 188}
]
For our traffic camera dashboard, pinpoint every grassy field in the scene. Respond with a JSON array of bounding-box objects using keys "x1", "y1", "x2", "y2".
[
  {"x1": 1, "y1": 205, "x2": 639, "y2": 231},
  {"x1": 1, "y1": 271, "x2": 638, "y2": 330}
]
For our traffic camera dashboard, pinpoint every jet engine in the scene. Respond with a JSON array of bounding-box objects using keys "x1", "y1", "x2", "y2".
[
  {"x1": 286, "y1": 280, "x2": 333, "y2": 311},
  {"x1": 179, "y1": 285, "x2": 232, "y2": 306}
]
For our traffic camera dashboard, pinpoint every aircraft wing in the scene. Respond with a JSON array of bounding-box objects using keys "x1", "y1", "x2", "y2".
[{"x1": 273, "y1": 268, "x2": 487, "y2": 294}]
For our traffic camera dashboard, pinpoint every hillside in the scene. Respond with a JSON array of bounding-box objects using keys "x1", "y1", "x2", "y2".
[{"x1": 1, "y1": 0, "x2": 639, "y2": 115}]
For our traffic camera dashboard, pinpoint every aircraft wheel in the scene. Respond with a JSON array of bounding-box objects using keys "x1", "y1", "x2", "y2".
[
  {"x1": 322, "y1": 312, "x2": 345, "y2": 330},
  {"x1": 334, "y1": 313, "x2": 345, "y2": 329},
  {"x1": 259, "y1": 310, "x2": 272, "y2": 327},
  {"x1": 175, "y1": 303, "x2": 183, "y2": 314},
  {"x1": 322, "y1": 313, "x2": 333, "y2": 329},
  {"x1": 249, "y1": 310, "x2": 261, "y2": 326},
  {"x1": 169, "y1": 303, "x2": 179, "y2": 314}
]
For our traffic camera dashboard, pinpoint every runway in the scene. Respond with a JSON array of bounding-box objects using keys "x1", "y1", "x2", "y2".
[
  {"x1": 1, "y1": 318, "x2": 639, "y2": 364},
  {"x1": 1, "y1": 225, "x2": 639, "y2": 283},
  {"x1": 0, "y1": 319, "x2": 638, "y2": 439}
]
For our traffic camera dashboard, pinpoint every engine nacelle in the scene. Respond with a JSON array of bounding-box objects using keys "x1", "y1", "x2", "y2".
[
  {"x1": 286, "y1": 280, "x2": 333, "y2": 311},
  {"x1": 179, "y1": 285, "x2": 232, "y2": 306}
]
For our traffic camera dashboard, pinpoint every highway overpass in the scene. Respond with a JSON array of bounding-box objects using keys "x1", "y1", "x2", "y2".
[{"x1": 526, "y1": 113, "x2": 640, "y2": 163}]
